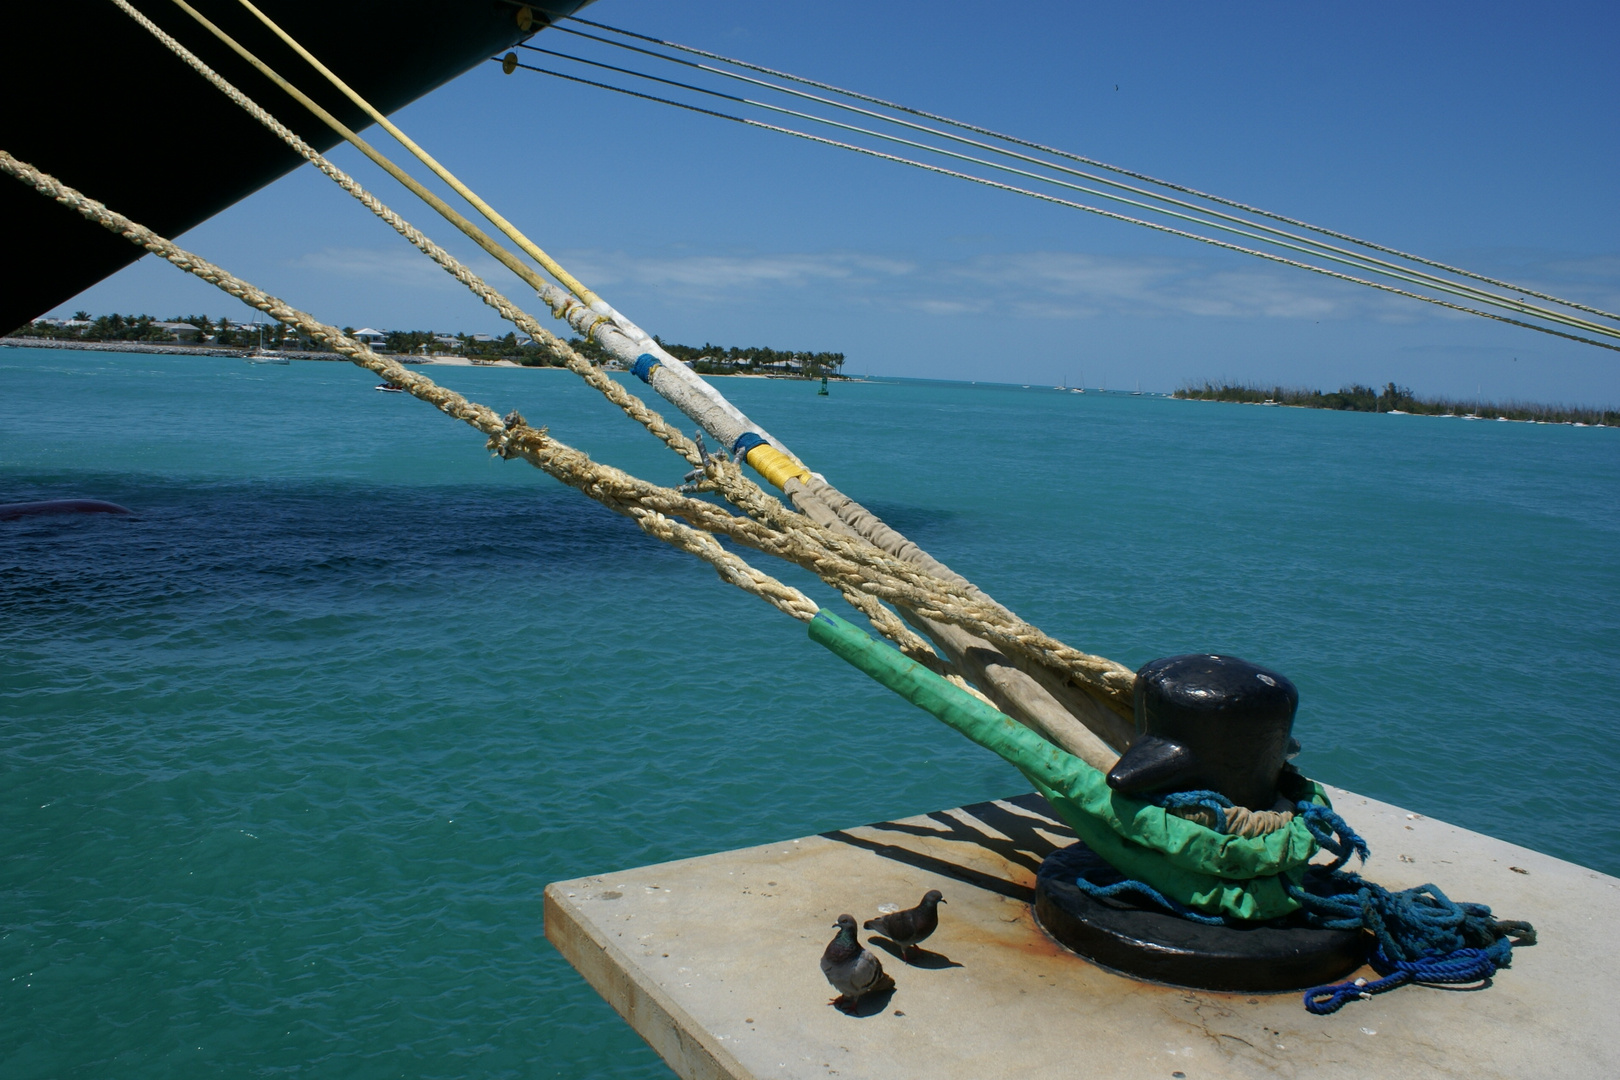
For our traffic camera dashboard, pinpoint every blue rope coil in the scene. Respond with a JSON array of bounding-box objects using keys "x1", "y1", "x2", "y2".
[{"x1": 1288, "y1": 802, "x2": 1534, "y2": 1015}]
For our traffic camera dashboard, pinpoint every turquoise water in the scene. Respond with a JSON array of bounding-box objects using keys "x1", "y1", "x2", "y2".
[{"x1": 3, "y1": 348, "x2": 1617, "y2": 1077}]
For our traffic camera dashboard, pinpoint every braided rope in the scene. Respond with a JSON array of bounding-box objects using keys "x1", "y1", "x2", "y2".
[
  {"x1": 109, "y1": 0, "x2": 1035, "y2": 680},
  {"x1": 108, "y1": 0, "x2": 707, "y2": 467},
  {"x1": 1156, "y1": 789, "x2": 1296, "y2": 838},
  {"x1": 115, "y1": 0, "x2": 1144, "y2": 730},
  {"x1": 7, "y1": 146, "x2": 1119, "y2": 689},
  {"x1": 19, "y1": 117, "x2": 1104, "y2": 704},
  {"x1": 29, "y1": 4, "x2": 1145, "y2": 717},
  {"x1": 3, "y1": 149, "x2": 822, "y2": 623},
  {"x1": 623, "y1": 506, "x2": 818, "y2": 621}
]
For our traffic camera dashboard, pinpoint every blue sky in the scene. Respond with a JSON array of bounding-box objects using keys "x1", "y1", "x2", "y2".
[{"x1": 60, "y1": 0, "x2": 1619, "y2": 403}]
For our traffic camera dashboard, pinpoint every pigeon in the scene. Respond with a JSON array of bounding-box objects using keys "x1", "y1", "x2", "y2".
[
  {"x1": 821, "y1": 914, "x2": 894, "y2": 1012},
  {"x1": 863, "y1": 890, "x2": 946, "y2": 962}
]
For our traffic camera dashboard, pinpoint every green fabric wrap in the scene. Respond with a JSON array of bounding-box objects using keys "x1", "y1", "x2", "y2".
[{"x1": 808, "y1": 611, "x2": 1328, "y2": 922}]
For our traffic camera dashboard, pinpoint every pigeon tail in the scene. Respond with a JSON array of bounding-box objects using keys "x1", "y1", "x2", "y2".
[{"x1": 863, "y1": 890, "x2": 945, "y2": 961}]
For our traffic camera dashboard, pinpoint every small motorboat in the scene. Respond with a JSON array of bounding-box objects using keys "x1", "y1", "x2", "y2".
[{"x1": 375, "y1": 383, "x2": 404, "y2": 393}]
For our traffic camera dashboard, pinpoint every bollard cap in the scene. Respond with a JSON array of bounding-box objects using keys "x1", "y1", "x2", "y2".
[{"x1": 1106, "y1": 653, "x2": 1299, "y2": 811}]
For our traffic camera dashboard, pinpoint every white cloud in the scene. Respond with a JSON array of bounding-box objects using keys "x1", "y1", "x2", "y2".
[
  {"x1": 557, "y1": 247, "x2": 1367, "y2": 323},
  {"x1": 292, "y1": 246, "x2": 506, "y2": 291},
  {"x1": 285, "y1": 242, "x2": 1617, "y2": 333},
  {"x1": 543, "y1": 245, "x2": 1436, "y2": 323},
  {"x1": 561, "y1": 249, "x2": 916, "y2": 301}
]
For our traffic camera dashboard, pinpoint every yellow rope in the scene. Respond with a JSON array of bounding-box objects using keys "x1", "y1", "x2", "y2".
[
  {"x1": 157, "y1": 0, "x2": 582, "y2": 312},
  {"x1": 109, "y1": 0, "x2": 699, "y2": 466},
  {"x1": 228, "y1": 0, "x2": 603, "y2": 310},
  {"x1": 3, "y1": 146, "x2": 1139, "y2": 763},
  {"x1": 106, "y1": 0, "x2": 987, "y2": 689},
  {"x1": 103, "y1": 0, "x2": 1145, "y2": 756},
  {"x1": 0, "y1": 148, "x2": 822, "y2": 624}
]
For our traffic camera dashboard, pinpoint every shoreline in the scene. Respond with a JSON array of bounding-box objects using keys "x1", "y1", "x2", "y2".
[
  {"x1": 1, "y1": 337, "x2": 848, "y2": 379},
  {"x1": 10, "y1": 339, "x2": 1601, "y2": 417},
  {"x1": 0, "y1": 336, "x2": 519, "y2": 365},
  {"x1": 1175, "y1": 391, "x2": 1616, "y2": 428}
]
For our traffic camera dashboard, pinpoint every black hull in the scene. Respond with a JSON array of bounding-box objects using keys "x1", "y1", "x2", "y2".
[{"x1": 2, "y1": 1, "x2": 590, "y2": 332}]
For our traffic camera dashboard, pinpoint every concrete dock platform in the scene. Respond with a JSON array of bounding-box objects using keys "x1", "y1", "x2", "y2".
[{"x1": 545, "y1": 787, "x2": 1620, "y2": 1079}]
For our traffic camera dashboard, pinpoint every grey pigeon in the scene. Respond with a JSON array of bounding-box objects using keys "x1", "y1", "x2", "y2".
[
  {"x1": 821, "y1": 914, "x2": 894, "y2": 1011},
  {"x1": 863, "y1": 890, "x2": 946, "y2": 962}
]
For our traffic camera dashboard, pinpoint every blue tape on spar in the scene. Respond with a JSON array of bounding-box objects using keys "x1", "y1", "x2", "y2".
[
  {"x1": 630, "y1": 354, "x2": 661, "y2": 383},
  {"x1": 732, "y1": 431, "x2": 767, "y2": 459}
]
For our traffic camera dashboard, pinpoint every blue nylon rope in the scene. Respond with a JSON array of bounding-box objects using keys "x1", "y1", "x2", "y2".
[
  {"x1": 1071, "y1": 874, "x2": 1227, "y2": 926},
  {"x1": 1151, "y1": 788, "x2": 1234, "y2": 834},
  {"x1": 1287, "y1": 803, "x2": 1534, "y2": 1015}
]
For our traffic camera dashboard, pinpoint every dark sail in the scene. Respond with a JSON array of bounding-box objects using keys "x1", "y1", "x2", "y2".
[{"x1": 1, "y1": 1, "x2": 591, "y2": 332}]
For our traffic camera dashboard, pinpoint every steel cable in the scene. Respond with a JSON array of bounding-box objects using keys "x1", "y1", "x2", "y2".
[
  {"x1": 522, "y1": 40, "x2": 1619, "y2": 342},
  {"x1": 502, "y1": 58, "x2": 1620, "y2": 355},
  {"x1": 569, "y1": 14, "x2": 1620, "y2": 326}
]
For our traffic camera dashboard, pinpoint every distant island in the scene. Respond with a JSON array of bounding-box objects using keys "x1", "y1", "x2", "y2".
[
  {"x1": 1176, "y1": 381, "x2": 1616, "y2": 428},
  {"x1": 10, "y1": 312, "x2": 846, "y2": 379}
]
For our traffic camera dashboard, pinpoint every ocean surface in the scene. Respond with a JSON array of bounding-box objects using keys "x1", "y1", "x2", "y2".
[{"x1": 3, "y1": 347, "x2": 1617, "y2": 1077}]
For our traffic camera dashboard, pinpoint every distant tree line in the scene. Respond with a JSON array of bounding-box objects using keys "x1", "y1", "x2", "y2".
[
  {"x1": 381, "y1": 330, "x2": 602, "y2": 365},
  {"x1": 1176, "y1": 380, "x2": 1617, "y2": 427},
  {"x1": 18, "y1": 312, "x2": 300, "y2": 348},
  {"x1": 654, "y1": 337, "x2": 846, "y2": 378},
  {"x1": 381, "y1": 329, "x2": 846, "y2": 376},
  {"x1": 14, "y1": 313, "x2": 848, "y2": 378}
]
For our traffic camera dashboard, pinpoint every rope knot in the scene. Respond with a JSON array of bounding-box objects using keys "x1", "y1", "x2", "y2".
[{"x1": 487, "y1": 411, "x2": 547, "y2": 458}]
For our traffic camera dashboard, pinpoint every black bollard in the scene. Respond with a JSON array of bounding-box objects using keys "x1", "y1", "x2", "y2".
[
  {"x1": 1106, "y1": 653, "x2": 1299, "y2": 811},
  {"x1": 1032, "y1": 654, "x2": 1365, "y2": 992}
]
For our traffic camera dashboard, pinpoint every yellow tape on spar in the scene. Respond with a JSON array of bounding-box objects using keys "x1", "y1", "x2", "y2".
[{"x1": 744, "y1": 444, "x2": 812, "y2": 489}]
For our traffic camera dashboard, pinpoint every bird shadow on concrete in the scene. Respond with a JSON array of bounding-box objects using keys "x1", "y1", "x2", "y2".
[
  {"x1": 866, "y1": 937, "x2": 964, "y2": 969},
  {"x1": 820, "y1": 793, "x2": 1076, "y2": 905},
  {"x1": 833, "y1": 985, "x2": 896, "y2": 1018}
]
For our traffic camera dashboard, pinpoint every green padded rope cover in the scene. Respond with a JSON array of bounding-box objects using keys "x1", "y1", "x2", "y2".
[{"x1": 809, "y1": 611, "x2": 1330, "y2": 922}]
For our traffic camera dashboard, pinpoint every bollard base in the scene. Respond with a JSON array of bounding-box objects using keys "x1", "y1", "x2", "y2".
[{"x1": 1034, "y1": 842, "x2": 1366, "y2": 992}]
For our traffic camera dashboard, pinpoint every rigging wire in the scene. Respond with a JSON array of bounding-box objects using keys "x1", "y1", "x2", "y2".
[
  {"x1": 568, "y1": 14, "x2": 1620, "y2": 326},
  {"x1": 521, "y1": 40, "x2": 1617, "y2": 341},
  {"x1": 501, "y1": 57, "x2": 1620, "y2": 355},
  {"x1": 550, "y1": 27, "x2": 1616, "y2": 337}
]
